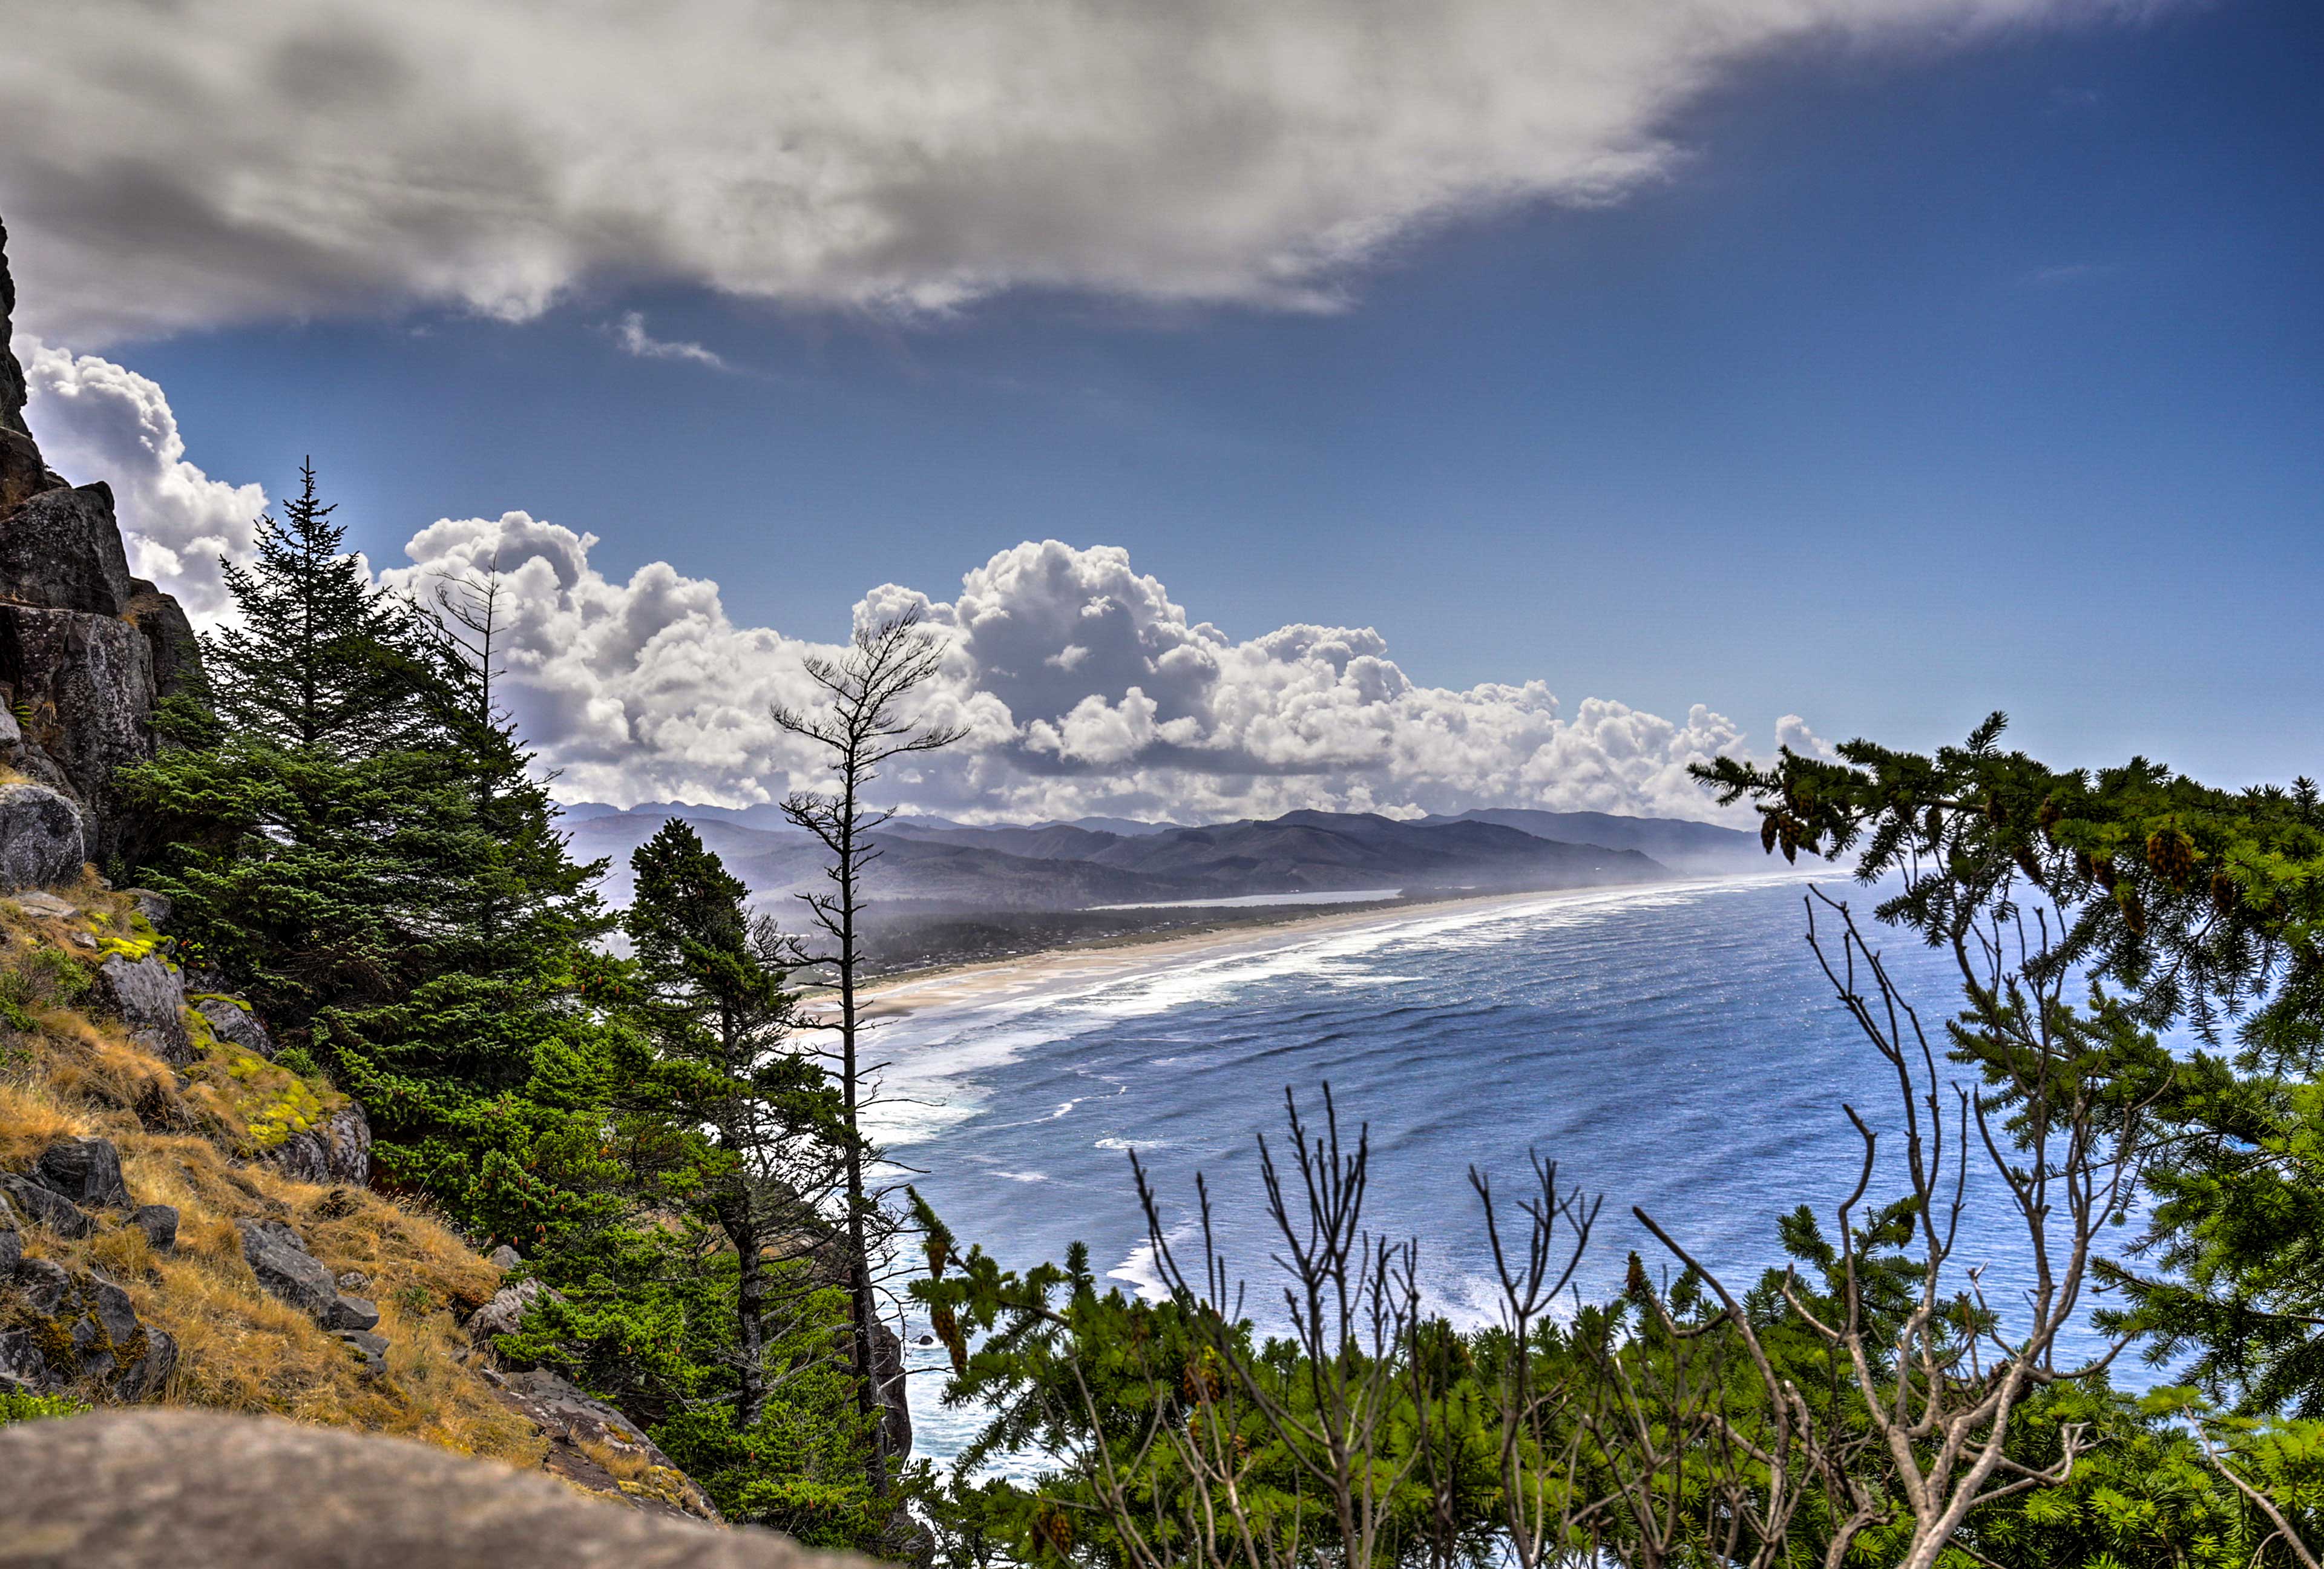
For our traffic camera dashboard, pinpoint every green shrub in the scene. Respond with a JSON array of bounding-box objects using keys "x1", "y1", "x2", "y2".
[
  {"x1": 272, "y1": 1045, "x2": 324, "y2": 1081},
  {"x1": 0, "y1": 1390, "x2": 88, "y2": 1426}
]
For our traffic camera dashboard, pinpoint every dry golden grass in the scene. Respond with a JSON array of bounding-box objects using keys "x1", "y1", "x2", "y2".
[
  {"x1": 2, "y1": 890, "x2": 545, "y2": 1469},
  {"x1": 0, "y1": 1076, "x2": 91, "y2": 1166}
]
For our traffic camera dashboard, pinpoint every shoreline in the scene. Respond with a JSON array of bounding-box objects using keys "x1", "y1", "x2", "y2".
[{"x1": 852, "y1": 870, "x2": 1819, "y2": 1022}]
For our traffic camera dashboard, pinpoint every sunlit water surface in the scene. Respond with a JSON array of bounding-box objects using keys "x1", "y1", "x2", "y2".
[{"x1": 870, "y1": 873, "x2": 2149, "y2": 1475}]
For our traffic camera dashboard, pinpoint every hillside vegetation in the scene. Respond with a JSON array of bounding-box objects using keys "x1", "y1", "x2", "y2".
[{"x1": 0, "y1": 877, "x2": 533, "y2": 1460}]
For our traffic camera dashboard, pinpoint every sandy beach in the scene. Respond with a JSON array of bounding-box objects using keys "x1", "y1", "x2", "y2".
[{"x1": 853, "y1": 872, "x2": 1816, "y2": 1022}]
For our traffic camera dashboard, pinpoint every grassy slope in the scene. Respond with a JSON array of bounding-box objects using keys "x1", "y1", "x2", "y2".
[{"x1": 0, "y1": 876, "x2": 541, "y2": 1464}]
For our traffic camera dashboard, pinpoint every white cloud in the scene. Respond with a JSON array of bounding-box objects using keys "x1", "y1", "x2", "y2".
[
  {"x1": 15, "y1": 342, "x2": 1802, "y2": 824},
  {"x1": 611, "y1": 312, "x2": 730, "y2": 371},
  {"x1": 1775, "y1": 713, "x2": 1839, "y2": 759},
  {"x1": 1, "y1": 0, "x2": 2170, "y2": 343},
  {"x1": 19, "y1": 341, "x2": 266, "y2": 619},
  {"x1": 381, "y1": 522, "x2": 1779, "y2": 824}
]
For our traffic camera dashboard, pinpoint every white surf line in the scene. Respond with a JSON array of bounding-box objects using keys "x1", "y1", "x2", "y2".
[{"x1": 872, "y1": 867, "x2": 1837, "y2": 1030}]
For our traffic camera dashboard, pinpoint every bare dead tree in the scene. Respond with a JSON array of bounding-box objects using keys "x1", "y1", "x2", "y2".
[
  {"x1": 771, "y1": 610, "x2": 965, "y2": 1488},
  {"x1": 1133, "y1": 1087, "x2": 1427, "y2": 1569},
  {"x1": 1471, "y1": 1155, "x2": 1600, "y2": 1568},
  {"x1": 1632, "y1": 886, "x2": 2152, "y2": 1569},
  {"x1": 430, "y1": 552, "x2": 509, "y2": 729}
]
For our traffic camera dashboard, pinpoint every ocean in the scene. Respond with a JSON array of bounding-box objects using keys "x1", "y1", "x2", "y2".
[{"x1": 871, "y1": 871, "x2": 2135, "y2": 1472}]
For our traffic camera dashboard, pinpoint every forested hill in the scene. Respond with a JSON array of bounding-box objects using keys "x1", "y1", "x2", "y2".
[{"x1": 564, "y1": 803, "x2": 1722, "y2": 912}]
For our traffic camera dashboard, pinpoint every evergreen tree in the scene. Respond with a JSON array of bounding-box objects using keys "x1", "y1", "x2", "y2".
[
  {"x1": 1695, "y1": 722, "x2": 2324, "y2": 1417},
  {"x1": 120, "y1": 470, "x2": 622, "y2": 1250},
  {"x1": 206, "y1": 460, "x2": 439, "y2": 754},
  {"x1": 620, "y1": 820, "x2": 849, "y2": 1426}
]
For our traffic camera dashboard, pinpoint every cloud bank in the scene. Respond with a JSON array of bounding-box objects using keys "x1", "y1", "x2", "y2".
[
  {"x1": 21, "y1": 347, "x2": 1814, "y2": 829},
  {"x1": 377, "y1": 518, "x2": 1779, "y2": 824},
  {"x1": 2, "y1": 0, "x2": 2164, "y2": 343}
]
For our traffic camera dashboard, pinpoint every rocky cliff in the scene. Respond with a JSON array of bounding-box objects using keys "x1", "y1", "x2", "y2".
[
  {"x1": 0, "y1": 217, "x2": 200, "y2": 877},
  {"x1": 0, "y1": 219, "x2": 740, "y2": 1535}
]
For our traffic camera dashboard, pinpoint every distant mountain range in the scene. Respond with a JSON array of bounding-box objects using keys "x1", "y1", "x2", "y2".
[{"x1": 561, "y1": 800, "x2": 1767, "y2": 912}]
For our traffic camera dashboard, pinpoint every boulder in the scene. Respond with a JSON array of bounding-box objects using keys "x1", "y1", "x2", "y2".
[
  {"x1": 336, "y1": 1269, "x2": 370, "y2": 1292},
  {"x1": 487, "y1": 1368, "x2": 724, "y2": 1524},
  {"x1": 119, "y1": 887, "x2": 173, "y2": 929},
  {"x1": 124, "y1": 579, "x2": 202, "y2": 706},
  {"x1": 0, "y1": 1191, "x2": 19, "y2": 1278},
  {"x1": 10, "y1": 888, "x2": 73, "y2": 918},
  {"x1": 95, "y1": 950, "x2": 190, "y2": 1065},
  {"x1": 0, "y1": 1173, "x2": 94, "y2": 1239},
  {"x1": 264, "y1": 1128, "x2": 332, "y2": 1185},
  {"x1": 0, "y1": 1324, "x2": 41, "y2": 1390},
  {"x1": 235, "y1": 1217, "x2": 338, "y2": 1319},
  {"x1": 0, "y1": 780, "x2": 84, "y2": 891},
  {"x1": 0, "y1": 605, "x2": 159, "y2": 828},
  {"x1": 0, "y1": 1410, "x2": 864, "y2": 1565},
  {"x1": 130, "y1": 1204, "x2": 179, "y2": 1251},
  {"x1": 33, "y1": 1135, "x2": 131, "y2": 1210},
  {"x1": 336, "y1": 1329, "x2": 390, "y2": 1378},
  {"x1": 194, "y1": 994, "x2": 272, "y2": 1058},
  {"x1": 0, "y1": 215, "x2": 33, "y2": 435},
  {"x1": 262, "y1": 1101, "x2": 369, "y2": 1187},
  {"x1": 488, "y1": 1243, "x2": 521, "y2": 1272},
  {"x1": 263, "y1": 1130, "x2": 330, "y2": 1184},
  {"x1": 325, "y1": 1294, "x2": 381, "y2": 1333},
  {"x1": 466, "y1": 1277, "x2": 562, "y2": 1347},
  {"x1": 0, "y1": 426, "x2": 59, "y2": 517},
  {"x1": 4, "y1": 1256, "x2": 177, "y2": 1401}
]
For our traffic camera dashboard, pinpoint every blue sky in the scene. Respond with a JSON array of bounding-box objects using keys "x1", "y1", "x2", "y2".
[{"x1": 7, "y1": 0, "x2": 2319, "y2": 816}]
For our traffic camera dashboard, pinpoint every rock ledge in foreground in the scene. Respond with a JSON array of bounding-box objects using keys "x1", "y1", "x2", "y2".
[{"x1": 0, "y1": 1409, "x2": 877, "y2": 1569}]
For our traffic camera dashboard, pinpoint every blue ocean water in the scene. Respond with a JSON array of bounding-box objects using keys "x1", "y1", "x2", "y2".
[{"x1": 873, "y1": 873, "x2": 2135, "y2": 1470}]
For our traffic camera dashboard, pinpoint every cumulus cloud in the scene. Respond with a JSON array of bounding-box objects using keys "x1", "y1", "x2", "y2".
[
  {"x1": 15, "y1": 332, "x2": 1802, "y2": 824},
  {"x1": 379, "y1": 522, "x2": 1779, "y2": 824},
  {"x1": 20, "y1": 341, "x2": 266, "y2": 619},
  {"x1": 2, "y1": 0, "x2": 2169, "y2": 343}
]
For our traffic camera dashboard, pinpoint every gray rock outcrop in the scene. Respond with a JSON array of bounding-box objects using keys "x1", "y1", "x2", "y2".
[
  {"x1": 486, "y1": 1368, "x2": 724, "y2": 1524},
  {"x1": 120, "y1": 886, "x2": 171, "y2": 927},
  {"x1": 321, "y1": 1103, "x2": 372, "y2": 1185},
  {"x1": 871, "y1": 1318, "x2": 913, "y2": 1465},
  {"x1": 337, "y1": 1329, "x2": 390, "y2": 1378},
  {"x1": 94, "y1": 950, "x2": 190, "y2": 1065},
  {"x1": 0, "y1": 216, "x2": 204, "y2": 866},
  {"x1": 235, "y1": 1216, "x2": 383, "y2": 1346},
  {"x1": 324, "y1": 1294, "x2": 380, "y2": 1333},
  {"x1": 0, "y1": 1255, "x2": 177, "y2": 1401},
  {"x1": 32, "y1": 1136, "x2": 130, "y2": 1210},
  {"x1": 0, "y1": 1174, "x2": 94, "y2": 1240},
  {"x1": 466, "y1": 1277, "x2": 562, "y2": 1348},
  {"x1": 235, "y1": 1217, "x2": 341, "y2": 1318},
  {"x1": 194, "y1": 993, "x2": 273, "y2": 1058},
  {"x1": 0, "y1": 1410, "x2": 863, "y2": 1567},
  {"x1": 0, "y1": 780, "x2": 84, "y2": 890},
  {"x1": 129, "y1": 1204, "x2": 177, "y2": 1251},
  {"x1": 263, "y1": 1100, "x2": 372, "y2": 1187}
]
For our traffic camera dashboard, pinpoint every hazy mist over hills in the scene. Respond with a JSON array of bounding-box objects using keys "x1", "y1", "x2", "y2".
[{"x1": 562, "y1": 801, "x2": 1758, "y2": 914}]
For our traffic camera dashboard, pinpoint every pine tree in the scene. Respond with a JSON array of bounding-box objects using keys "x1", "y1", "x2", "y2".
[
  {"x1": 621, "y1": 820, "x2": 846, "y2": 1427},
  {"x1": 206, "y1": 460, "x2": 438, "y2": 754},
  {"x1": 122, "y1": 466, "x2": 623, "y2": 1249}
]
